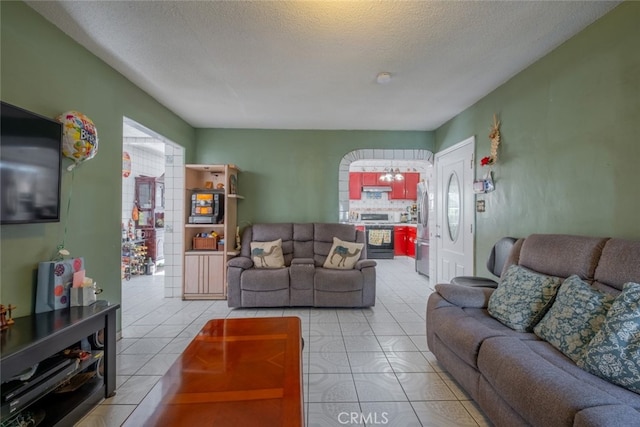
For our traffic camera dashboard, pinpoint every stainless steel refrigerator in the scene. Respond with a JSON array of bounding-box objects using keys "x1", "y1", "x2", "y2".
[{"x1": 415, "y1": 181, "x2": 430, "y2": 277}]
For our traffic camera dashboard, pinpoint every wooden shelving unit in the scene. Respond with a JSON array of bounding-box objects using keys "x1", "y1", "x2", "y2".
[{"x1": 183, "y1": 164, "x2": 242, "y2": 300}]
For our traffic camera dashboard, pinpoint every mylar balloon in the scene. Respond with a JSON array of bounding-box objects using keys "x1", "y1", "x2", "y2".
[{"x1": 57, "y1": 111, "x2": 98, "y2": 170}]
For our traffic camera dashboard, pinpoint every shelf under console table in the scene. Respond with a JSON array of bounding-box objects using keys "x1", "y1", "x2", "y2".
[{"x1": 1, "y1": 300, "x2": 120, "y2": 426}]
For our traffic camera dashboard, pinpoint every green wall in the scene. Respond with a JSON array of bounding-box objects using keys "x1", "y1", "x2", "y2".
[
  {"x1": 195, "y1": 129, "x2": 434, "y2": 225},
  {"x1": 435, "y1": 1, "x2": 640, "y2": 277},
  {"x1": 0, "y1": 1, "x2": 196, "y2": 318}
]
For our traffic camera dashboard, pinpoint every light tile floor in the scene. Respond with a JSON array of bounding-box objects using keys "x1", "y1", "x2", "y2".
[{"x1": 76, "y1": 257, "x2": 492, "y2": 427}]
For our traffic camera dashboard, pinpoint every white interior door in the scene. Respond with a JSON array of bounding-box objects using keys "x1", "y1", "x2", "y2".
[{"x1": 434, "y1": 136, "x2": 475, "y2": 284}]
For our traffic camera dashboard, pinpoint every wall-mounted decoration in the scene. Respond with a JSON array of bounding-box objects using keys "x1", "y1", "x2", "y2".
[
  {"x1": 123, "y1": 151, "x2": 131, "y2": 178},
  {"x1": 476, "y1": 114, "x2": 501, "y2": 193}
]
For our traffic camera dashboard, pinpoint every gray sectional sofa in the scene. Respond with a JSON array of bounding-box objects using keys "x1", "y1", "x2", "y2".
[
  {"x1": 227, "y1": 223, "x2": 376, "y2": 308},
  {"x1": 427, "y1": 234, "x2": 640, "y2": 427}
]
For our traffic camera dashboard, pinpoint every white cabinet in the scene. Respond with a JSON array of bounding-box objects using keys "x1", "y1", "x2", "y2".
[
  {"x1": 184, "y1": 253, "x2": 225, "y2": 296},
  {"x1": 183, "y1": 164, "x2": 242, "y2": 300}
]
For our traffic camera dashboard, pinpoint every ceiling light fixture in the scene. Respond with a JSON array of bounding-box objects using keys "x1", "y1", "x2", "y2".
[{"x1": 376, "y1": 72, "x2": 392, "y2": 84}]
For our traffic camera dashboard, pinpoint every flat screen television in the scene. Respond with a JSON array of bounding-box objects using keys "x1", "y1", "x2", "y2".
[{"x1": 1, "y1": 101, "x2": 63, "y2": 224}]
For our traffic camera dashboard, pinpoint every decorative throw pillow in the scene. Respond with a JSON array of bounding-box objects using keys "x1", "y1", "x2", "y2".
[
  {"x1": 577, "y1": 282, "x2": 640, "y2": 394},
  {"x1": 534, "y1": 275, "x2": 615, "y2": 362},
  {"x1": 323, "y1": 237, "x2": 364, "y2": 270},
  {"x1": 250, "y1": 239, "x2": 285, "y2": 268},
  {"x1": 487, "y1": 264, "x2": 562, "y2": 332}
]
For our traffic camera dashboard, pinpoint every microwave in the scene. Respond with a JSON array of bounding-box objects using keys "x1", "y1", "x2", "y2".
[{"x1": 189, "y1": 192, "x2": 224, "y2": 224}]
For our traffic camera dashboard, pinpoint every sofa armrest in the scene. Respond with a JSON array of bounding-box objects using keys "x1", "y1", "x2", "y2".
[
  {"x1": 292, "y1": 258, "x2": 315, "y2": 265},
  {"x1": 227, "y1": 256, "x2": 254, "y2": 269},
  {"x1": 435, "y1": 283, "x2": 494, "y2": 308},
  {"x1": 355, "y1": 260, "x2": 377, "y2": 270},
  {"x1": 574, "y1": 405, "x2": 640, "y2": 427}
]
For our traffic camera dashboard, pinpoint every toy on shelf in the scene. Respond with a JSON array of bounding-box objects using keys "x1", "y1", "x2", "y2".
[{"x1": 1, "y1": 304, "x2": 15, "y2": 331}]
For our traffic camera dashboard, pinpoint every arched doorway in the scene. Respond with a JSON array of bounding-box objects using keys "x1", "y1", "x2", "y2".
[{"x1": 338, "y1": 149, "x2": 433, "y2": 222}]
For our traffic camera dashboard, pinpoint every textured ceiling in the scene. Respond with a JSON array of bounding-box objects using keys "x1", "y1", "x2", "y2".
[{"x1": 27, "y1": 1, "x2": 619, "y2": 131}]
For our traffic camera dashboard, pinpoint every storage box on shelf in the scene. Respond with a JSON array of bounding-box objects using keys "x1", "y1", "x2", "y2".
[{"x1": 184, "y1": 164, "x2": 242, "y2": 300}]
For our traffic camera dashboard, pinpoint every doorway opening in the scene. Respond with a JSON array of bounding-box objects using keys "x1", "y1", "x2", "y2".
[{"x1": 122, "y1": 118, "x2": 185, "y2": 298}]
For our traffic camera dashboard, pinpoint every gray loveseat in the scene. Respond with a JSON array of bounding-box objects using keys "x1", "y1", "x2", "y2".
[
  {"x1": 227, "y1": 223, "x2": 376, "y2": 308},
  {"x1": 427, "y1": 234, "x2": 640, "y2": 427}
]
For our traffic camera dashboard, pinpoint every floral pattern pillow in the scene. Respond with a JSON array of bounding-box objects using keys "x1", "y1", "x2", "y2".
[
  {"x1": 577, "y1": 282, "x2": 640, "y2": 394},
  {"x1": 488, "y1": 264, "x2": 562, "y2": 332},
  {"x1": 534, "y1": 275, "x2": 614, "y2": 362}
]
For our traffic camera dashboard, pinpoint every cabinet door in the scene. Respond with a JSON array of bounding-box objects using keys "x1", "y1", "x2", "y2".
[
  {"x1": 394, "y1": 226, "x2": 408, "y2": 256},
  {"x1": 390, "y1": 176, "x2": 406, "y2": 199},
  {"x1": 404, "y1": 173, "x2": 420, "y2": 200},
  {"x1": 184, "y1": 254, "x2": 224, "y2": 295},
  {"x1": 362, "y1": 172, "x2": 380, "y2": 186},
  {"x1": 407, "y1": 227, "x2": 417, "y2": 258},
  {"x1": 349, "y1": 173, "x2": 362, "y2": 199},
  {"x1": 184, "y1": 254, "x2": 202, "y2": 294},
  {"x1": 205, "y1": 255, "x2": 225, "y2": 295}
]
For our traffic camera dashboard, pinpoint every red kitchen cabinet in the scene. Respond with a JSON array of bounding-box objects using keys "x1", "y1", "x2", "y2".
[
  {"x1": 395, "y1": 226, "x2": 417, "y2": 257},
  {"x1": 390, "y1": 178, "x2": 405, "y2": 199},
  {"x1": 405, "y1": 173, "x2": 420, "y2": 200},
  {"x1": 362, "y1": 172, "x2": 381, "y2": 186},
  {"x1": 394, "y1": 226, "x2": 408, "y2": 256},
  {"x1": 349, "y1": 172, "x2": 362, "y2": 199},
  {"x1": 390, "y1": 173, "x2": 421, "y2": 199},
  {"x1": 407, "y1": 226, "x2": 417, "y2": 258}
]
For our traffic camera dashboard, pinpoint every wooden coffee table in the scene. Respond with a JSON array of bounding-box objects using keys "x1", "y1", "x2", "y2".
[{"x1": 124, "y1": 317, "x2": 303, "y2": 427}]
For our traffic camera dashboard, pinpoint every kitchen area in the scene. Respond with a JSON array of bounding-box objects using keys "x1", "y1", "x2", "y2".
[{"x1": 346, "y1": 159, "x2": 433, "y2": 276}]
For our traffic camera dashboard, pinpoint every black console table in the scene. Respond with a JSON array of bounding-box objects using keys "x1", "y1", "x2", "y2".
[{"x1": 0, "y1": 301, "x2": 120, "y2": 426}]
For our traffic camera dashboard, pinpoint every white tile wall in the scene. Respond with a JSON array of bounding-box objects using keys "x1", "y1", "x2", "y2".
[{"x1": 122, "y1": 137, "x2": 184, "y2": 298}]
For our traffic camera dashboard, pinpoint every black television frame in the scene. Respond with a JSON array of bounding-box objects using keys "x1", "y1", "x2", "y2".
[{"x1": 1, "y1": 101, "x2": 63, "y2": 225}]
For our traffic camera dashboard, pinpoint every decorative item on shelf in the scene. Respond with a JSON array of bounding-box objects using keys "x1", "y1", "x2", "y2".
[
  {"x1": 0, "y1": 304, "x2": 15, "y2": 331},
  {"x1": 229, "y1": 174, "x2": 238, "y2": 195},
  {"x1": 475, "y1": 114, "x2": 501, "y2": 194},
  {"x1": 193, "y1": 231, "x2": 219, "y2": 250}
]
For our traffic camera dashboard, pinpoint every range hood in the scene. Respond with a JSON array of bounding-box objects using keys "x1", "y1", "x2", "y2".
[{"x1": 362, "y1": 185, "x2": 392, "y2": 192}]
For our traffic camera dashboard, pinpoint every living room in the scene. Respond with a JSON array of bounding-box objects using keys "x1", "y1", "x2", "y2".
[{"x1": 1, "y1": 1, "x2": 638, "y2": 426}]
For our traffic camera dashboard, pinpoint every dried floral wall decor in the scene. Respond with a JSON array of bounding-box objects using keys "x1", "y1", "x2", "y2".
[{"x1": 481, "y1": 114, "x2": 501, "y2": 167}]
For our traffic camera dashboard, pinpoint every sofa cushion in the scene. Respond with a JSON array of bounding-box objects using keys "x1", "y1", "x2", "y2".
[
  {"x1": 518, "y1": 234, "x2": 608, "y2": 280},
  {"x1": 488, "y1": 264, "x2": 562, "y2": 332},
  {"x1": 593, "y1": 238, "x2": 640, "y2": 292},
  {"x1": 240, "y1": 268, "x2": 289, "y2": 292},
  {"x1": 478, "y1": 336, "x2": 624, "y2": 427},
  {"x1": 315, "y1": 268, "x2": 363, "y2": 292},
  {"x1": 578, "y1": 282, "x2": 640, "y2": 394},
  {"x1": 323, "y1": 237, "x2": 364, "y2": 269},
  {"x1": 250, "y1": 239, "x2": 285, "y2": 268},
  {"x1": 534, "y1": 275, "x2": 614, "y2": 363}
]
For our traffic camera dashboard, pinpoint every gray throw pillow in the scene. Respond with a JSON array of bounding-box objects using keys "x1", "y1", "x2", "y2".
[
  {"x1": 577, "y1": 282, "x2": 640, "y2": 394},
  {"x1": 488, "y1": 264, "x2": 562, "y2": 332},
  {"x1": 534, "y1": 275, "x2": 614, "y2": 362}
]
